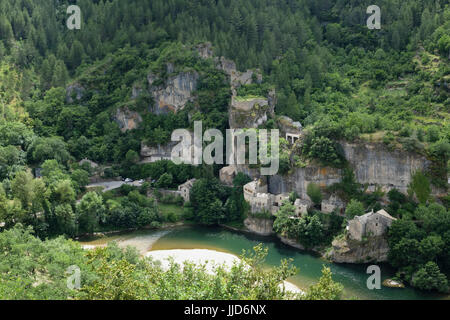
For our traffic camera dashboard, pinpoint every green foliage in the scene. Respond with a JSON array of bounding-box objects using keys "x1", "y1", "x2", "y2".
[
  {"x1": 190, "y1": 178, "x2": 230, "y2": 225},
  {"x1": 301, "y1": 266, "x2": 344, "y2": 300},
  {"x1": 3, "y1": 227, "x2": 347, "y2": 300},
  {"x1": 306, "y1": 183, "x2": 322, "y2": 207},
  {"x1": 77, "y1": 192, "x2": 106, "y2": 234},
  {"x1": 345, "y1": 200, "x2": 365, "y2": 219},
  {"x1": 408, "y1": 171, "x2": 431, "y2": 204},
  {"x1": 273, "y1": 202, "x2": 332, "y2": 249},
  {"x1": 412, "y1": 262, "x2": 448, "y2": 293},
  {"x1": 388, "y1": 203, "x2": 450, "y2": 291}
]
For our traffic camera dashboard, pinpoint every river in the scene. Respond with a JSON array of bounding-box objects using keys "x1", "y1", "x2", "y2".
[{"x1": 80, "y1": 226, "x2": 448, "y2": 300}]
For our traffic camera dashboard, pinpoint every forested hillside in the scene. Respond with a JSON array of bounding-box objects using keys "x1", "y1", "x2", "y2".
[{"x1": 0, "y1": 0, "x2": 449, "y2": 298}]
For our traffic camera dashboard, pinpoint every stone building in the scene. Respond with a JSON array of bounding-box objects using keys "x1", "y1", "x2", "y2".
[
  {"x1": 178, "y1": 179, "x2": 196, "y2": 202},
  {"x1": 321, "y1": 195, "x2": 345, "y2": 215},
  {"x1": 294, "y1": 199, "x2": 311, "y2": 216},
  {"x1": 243, "y1": 179, "x2": 309, "y2": 216},
  {"x1": 348, "y1": 209, "x2": 397, "y2": 241}
]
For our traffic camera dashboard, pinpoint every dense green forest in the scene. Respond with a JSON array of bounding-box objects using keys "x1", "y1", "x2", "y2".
[{"x1": 0, "y1": 0, "x2": 449, "y2": 298}]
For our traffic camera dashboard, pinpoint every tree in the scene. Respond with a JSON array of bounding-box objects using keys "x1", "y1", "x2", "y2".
[
  {"x1": 54, "y1": 204, "x2": 77, "y2": 236},
  {"x1": 408, "y1": 171, "x2": 431, "y2": 204},
  {"x1": 71, "y1": 169, "x2": 89, "y2": 192},
  {"x1": 345, "y1": 199, "x2": 365, "y2": 219},
  {"x1": 412, "y1": 262, "x2": 448, "y2": 293},
  {"x1": 190, "y1": 178, "x2": 229, "y2": 225},
  {"x1": 302, "y1": 266, "x2": 344, "y2": 300},
  {"x1": 306, "y1": 183, "x2": 322, "y2": 207},
  {"x1": 28, "y1": 137, "x2": 71, "y2": 165},
  {"x1": 50, "y1": 180, "x2": 76, "y2": 205},
  {"x1": 77, "y1": 192, "x2": 105, "y2": 234},
  {"x1": 155, "y1": 173, "x2": 173, "y2": 189}
]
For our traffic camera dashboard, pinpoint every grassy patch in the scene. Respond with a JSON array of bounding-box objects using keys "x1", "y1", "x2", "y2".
[
  {"x1": 158, "y1": 203, "x2": 185, "y2": 218},
  {"x1": 234, "y1": 95, "x2": 265, "y2": 102}
]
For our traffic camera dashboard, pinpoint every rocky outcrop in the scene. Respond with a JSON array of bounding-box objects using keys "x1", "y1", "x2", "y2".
[
  {"x1": 196, "y1": 42, "x2": 214, "y2": 59},
  {"x1": 219, "y1": 166, "x2": 237, "y2": 186},
  {"x1": 244, "y1": 217, "x2": 274, "y2": 236},
  {"x1": 148, "y1": 70, "x2": 199, "y2": 114},
  {"x1": 277, "y1": 235, "x2": 306, "y2": 250},
  {"x1": 140, "y1": 131, "x2": 195, "y2": 164},
  {"x1": 113, "y1": 107, "x2": 143, "y2": 132},
  {"x1": 66, "y1": 83, "x2": 85, "y2": 103},
  {"x1": 140, "y1": 142, "x2": 175, "y2": 163},
  {"x1": 327, "y1": 236, "x2": 390, "y2": 263},
  {"x1": 229, "y1": 95, "x2": 274, "y2": 129},
  {"x1": 277, "y1": 116, "x2": 302, "y2": 137}
]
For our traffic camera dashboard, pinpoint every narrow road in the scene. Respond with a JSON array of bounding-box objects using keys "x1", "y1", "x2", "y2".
[{"x1": 86, "y1": 180, "x2": 143, "y2": 192}]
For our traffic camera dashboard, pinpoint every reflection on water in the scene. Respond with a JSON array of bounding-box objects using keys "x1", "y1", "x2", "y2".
[{"x1": 80, "y1": 226, "x2": 448, "y2": 300}]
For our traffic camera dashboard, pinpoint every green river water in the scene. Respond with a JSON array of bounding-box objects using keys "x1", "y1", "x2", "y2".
[{"x1": 80, "y1": 226, "x2": 448, "y2": 300}]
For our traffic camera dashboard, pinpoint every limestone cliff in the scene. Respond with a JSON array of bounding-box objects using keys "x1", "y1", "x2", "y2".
[
  {"x1": 327, "y1": 236, "x2": 390, "y2": 263},
  {"x1": 268, "y1": 166, "x2": 341, "y2": 198},
  {"x1": 148, "y1": 70, "x2": 199, "y2": 114},
  {"x1": 239, "y1": 140, "x2": 437, "y2": 199},
  {"x1": 342, "y1": 141, "x2": 431, "y2": 194}
]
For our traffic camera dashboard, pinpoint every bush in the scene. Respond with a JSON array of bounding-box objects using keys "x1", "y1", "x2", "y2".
[
  {"x1": 345, "y1": 199, "x2": 365, "y2": 219},
  {"x1": 307, "y1": 183, "x2": 322, "y2": 207},
  {"x1": 412, "y1": 262, "x2": 448, "y2": 293}
]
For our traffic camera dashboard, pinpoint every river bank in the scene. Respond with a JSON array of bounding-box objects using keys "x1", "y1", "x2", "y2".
[{"x1": 79, "y1": 225, "x2": 448, "y2": 300}]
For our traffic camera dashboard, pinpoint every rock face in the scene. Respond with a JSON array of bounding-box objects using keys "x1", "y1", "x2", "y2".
[
  {"x1": 342, "y1": 142, "x2": 431, "y2": 194},
  {"x1": 140, "y1": 131, "x2": 195, "y2": 164},
  {"x1": 239, "y1": 140, "x2": 434, "y2": 199},
  {"x1": 277, "y1": 116, "x2": 302, "y2": 137},
  {"x1": 66, "y1": 83, "x2": 85, "y2": 103},
  {"x1": 114, "y1": 107, "x2": 143, "y2": 132},
  {"x1": 140, "y1": 142, "x2": 174, "y2": 162},
  {"x1": 229, "y1": 95, "x2": 274, "y2": 129},
  {"x1": 327, "y1": 236, "x2": 391, "y2": 263},
  {"x1": 148, "y1": 70, "x2": 199, "y2": 114},
  {"x1": 219, "y1": 166, "x2": 237, "y2": 186},
  {"x1": 268, "y1": 166, "x2": 341, "y2": 198},
  {"x1": 244, "y1": 217, "x2": 274, "y2": 236}
]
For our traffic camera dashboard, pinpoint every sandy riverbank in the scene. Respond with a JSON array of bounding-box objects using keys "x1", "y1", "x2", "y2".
[{"x1": 146, "y1": 249, "x2": 304, "y2": 295}]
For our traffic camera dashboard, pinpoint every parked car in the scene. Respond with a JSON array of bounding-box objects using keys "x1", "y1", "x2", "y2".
[{"x1": 124, "y1": 178, "x2": 133, "y2": 183}]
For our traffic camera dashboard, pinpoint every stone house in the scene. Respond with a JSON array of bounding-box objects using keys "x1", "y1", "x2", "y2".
[
  {"x1": 243, "y1": 179, "x2": 308, "y2": 216},
  {"x1": 348, "y1": 209, "x2": 397, "y2": 241},
  {"x1": 321, "y1": 195, "x2": 345, "y2": 214},
  {"x1": 294, "y1": 199, "x2": 311, "y2": 216},
  {"x1": 178, "y1": 179, "x2": 196, "y2": 202}
]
